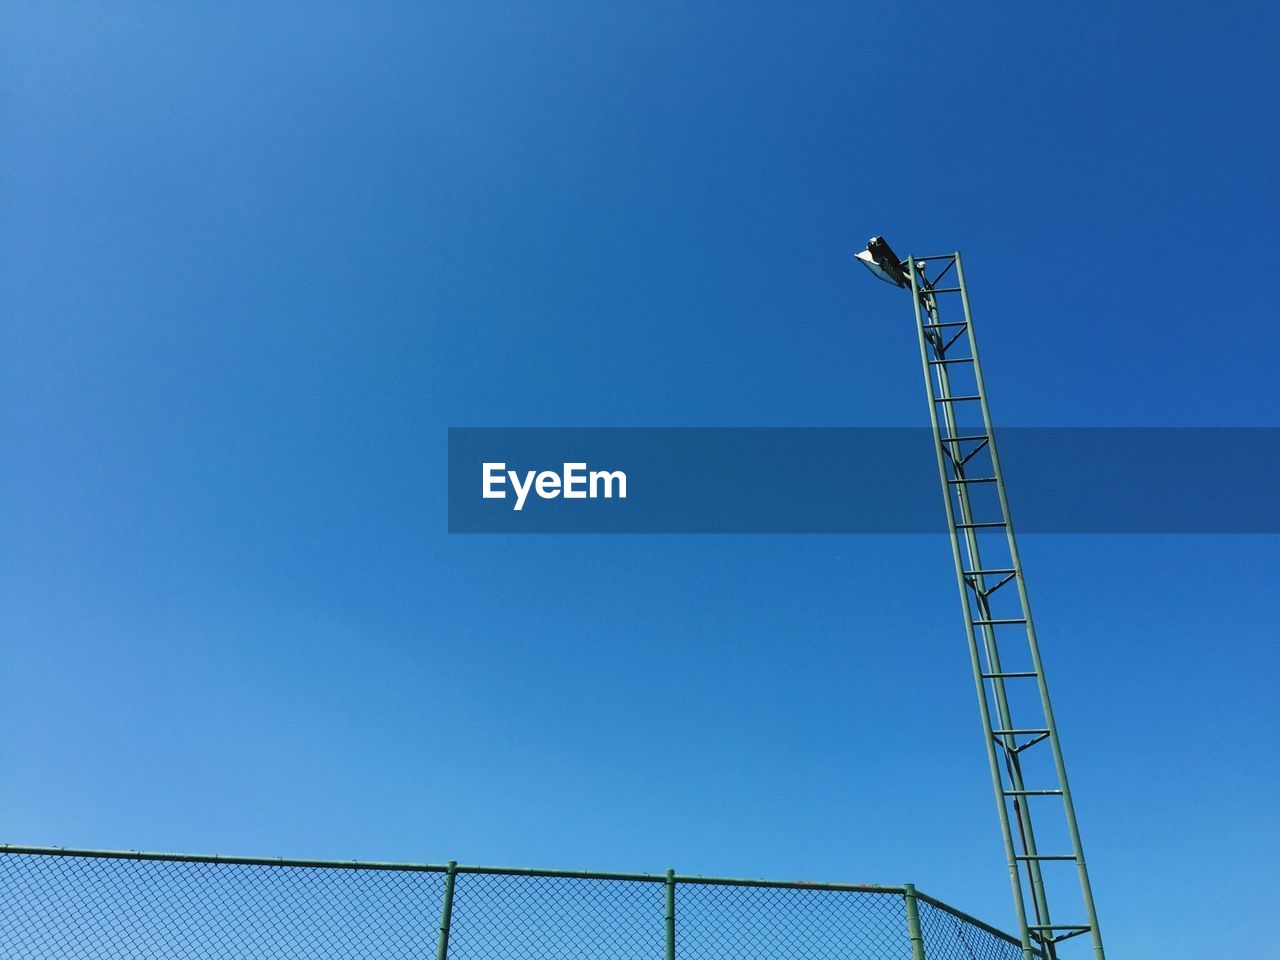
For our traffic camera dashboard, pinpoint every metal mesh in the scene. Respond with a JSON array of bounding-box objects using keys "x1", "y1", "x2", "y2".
[
  {"x1": 0, "y1": 849, "x2": 1027, "y2": 960},
  {"x1": 448, "y1": 871, "x2": 666, "y2": 960},
  {"x1": 678, "y1": 881, "x2": 911, "y2": 960},
  {"x1": 917, "y1": 897, "x2": 1028, "y2": 960},
  {"x1": 0, "y1": 852, "x2": 445, "y2": 959}
]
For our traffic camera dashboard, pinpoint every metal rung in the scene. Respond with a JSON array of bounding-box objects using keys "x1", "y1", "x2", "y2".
[
  {"x1": 925, "y1": 286, "x2": 961, "y2": 293},
  {"x1": 1016, "y1": 855, "x2": 1076, "y2": 861},
  {"x1": 1003, "y1": 789, "x2": 1063, "y2": 796},
  {"x1": 934, "y1": 395, "x2": 981, "y2": 403},
  {"x1": 992, "y1": 728, "x2": 1049, "y2": 736},
  {"x1": 922, "y1": 321, "x2": 967, "y2": 330},
  {"x1": 972, "y1": 618, "x2": 1027, "y2": 625},
  {"x1": 948, "y1": 477, "x2": 997, "y2": 484},
  {"x1": 965, "y1": 567, "x2": 1014, "y2": 576},
  {"x1": 955, "y1": 521, "x2": 1006, "y2": 529},
  {"x1": 928, "y1": 357, "x2": 974, "y2": 365},
  {"x1": 982, "y1": 671, "x2": 1037, "y2": 679},
  {"x1": 1029, "y1": 925, "x2": 1091, "y2": 932},
  {"x1": 940, "y1": 434, "x2": 988, "y2": 443}
]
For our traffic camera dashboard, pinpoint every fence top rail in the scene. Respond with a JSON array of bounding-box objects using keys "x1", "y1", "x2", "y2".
[
  {"x1": 0, "y1": 844, "x2": 906, "y2": 894},
  {"x1": 0, "y1": 842, "x2": 1025, "y2": 949}
]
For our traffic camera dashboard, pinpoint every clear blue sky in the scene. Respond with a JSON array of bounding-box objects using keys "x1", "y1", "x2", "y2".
[{"x1": 2, "y1": 3, "x2": 1277, "y2": 958}]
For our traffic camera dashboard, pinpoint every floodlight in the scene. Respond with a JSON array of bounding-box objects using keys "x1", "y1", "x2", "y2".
[{"x1": 855, "y1": 235, "x2": 909, "y2": 288}]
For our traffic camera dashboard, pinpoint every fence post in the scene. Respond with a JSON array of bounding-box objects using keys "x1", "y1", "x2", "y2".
[
  {"x1": 665, "y1": 868, "x2": 676, "y2": 960},
  {"x1": 436, "y1": 861, "x2": 458, "y2": 960},
  {"x1": 904, "y1": 883, "x2": 927, "y2": 960}
]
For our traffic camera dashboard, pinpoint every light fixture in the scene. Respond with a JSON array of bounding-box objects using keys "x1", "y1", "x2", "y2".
[{"x1": 855, "y1": 236, "x2": 909, "y2": 288}]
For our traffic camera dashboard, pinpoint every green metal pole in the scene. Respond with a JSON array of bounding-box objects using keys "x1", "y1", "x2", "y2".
[
  {"x1": 665, "y1": 868, "x2": 676, "y2": 960},
  {"x1": 436, "y1": 860, "x2": 458, "y2": 960},
  {"x1": 904, "y1": 884, "x2": 927, "y2": 960}
]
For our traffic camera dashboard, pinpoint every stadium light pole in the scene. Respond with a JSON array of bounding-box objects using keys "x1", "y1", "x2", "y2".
[{"x1": 857, "y1": 236, "x2": 1106, "y2": 960}]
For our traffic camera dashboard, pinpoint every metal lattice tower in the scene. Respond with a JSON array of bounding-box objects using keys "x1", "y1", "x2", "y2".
[{"x1": 894, "y1": 251, "x2": 1105, "y2": 959}]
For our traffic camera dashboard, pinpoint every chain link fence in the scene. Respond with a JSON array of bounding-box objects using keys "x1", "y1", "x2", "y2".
[{"x1": 0, "y1": 846, "x2": 1030, "y2": 960}]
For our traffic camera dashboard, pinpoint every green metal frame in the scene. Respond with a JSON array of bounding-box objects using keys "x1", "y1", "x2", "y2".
[
  {"x1": 903, "y1": 883, "x2": 927, "y2": 960},
  {"x1": 436, "y1": 860, "x2": 457, "y2": 960},
  {"x1": 904, "y1": 253, "x2": 1104, "y2": 959}
]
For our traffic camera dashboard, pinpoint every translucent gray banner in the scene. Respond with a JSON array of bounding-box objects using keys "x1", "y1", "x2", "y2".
[{"x1": 448, "y1": 428, "x2": 1279, "y2": 533}]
